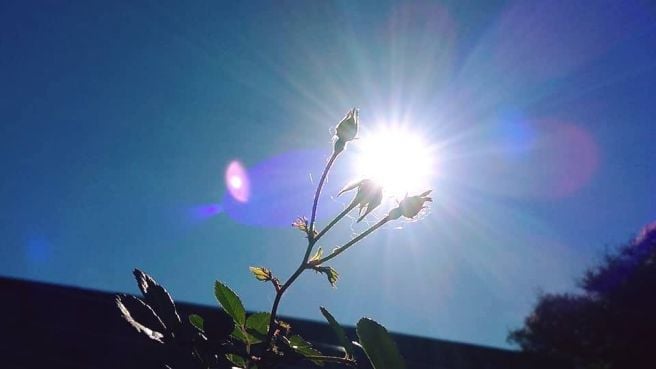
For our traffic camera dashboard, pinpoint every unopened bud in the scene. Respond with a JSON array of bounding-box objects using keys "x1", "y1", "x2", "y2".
[
  {"x1": 338, "y1": 179, "x2": 383, "y2": 222},
  {"x1": 389, "y1": 190, "x2": 432, "y2": 220},
  {"x1": 334, "y1": 108, "x2": 359, "y2": 153}
]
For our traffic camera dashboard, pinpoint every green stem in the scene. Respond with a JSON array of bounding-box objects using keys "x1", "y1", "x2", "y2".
[
  {"x1": 309, "y1": 150, "x2": 339, "y2": 236},
  {"x1": 265, "y1": 149, "x2": 340, "y2": 347},
  {"x1": 313, "y1": 201, "x2": 357, "y2": 243},
  {"x1": 264, "y1": 265, "x2": 303, "y2": 345},
  {"x1": 316, "y1": 215, "x2": 391, "y2": 265}
]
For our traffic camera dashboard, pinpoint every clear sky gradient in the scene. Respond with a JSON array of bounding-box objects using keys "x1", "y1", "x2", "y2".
[{"x1": 1, "y1": 0, "x2": 655, "y2": 349}]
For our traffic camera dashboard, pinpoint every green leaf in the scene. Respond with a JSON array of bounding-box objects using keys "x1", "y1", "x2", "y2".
[
  {"x1": 225, "y1": 353, "x2": 247, "y2": 368},
  {"x1": 214, "y1": 281, "x2": 246, "y2": 326},
  {"x1": 292, "y1": 216, "x2": 317, "y2": 238},
  {"x1": 188, "y1": 314, "x2": 204, "y2": 332},
  {"x1": 230, "y1": 326, "x2": 248, "y2": 343},
  {"x1": 246, "y1": 312, "x2": 270, "y2": 336},
  {"x1": 312, "y1": 266, "x2": 339, "y2": 287},
  {"x1": 231, "y1": 325, "x2": 263, "y2": 345},
  {"x1": 287, "y1": 335, "x2": 323, "y2": 366},
  {"x1": 249, "y1": 266, "x2": 272, "y2": 281},
  {"x1": 292, "y1": 216, "x2": 309, "y2": 232},
  {"x1": 356, "y1": 318, "x2": 405, "y2": 369},
  {"x1": 309, "y1": 247, "x2": 323, "y2": 265},
  {"x1": 320, "y1": 307, "x2": 354, "y2": 359}
]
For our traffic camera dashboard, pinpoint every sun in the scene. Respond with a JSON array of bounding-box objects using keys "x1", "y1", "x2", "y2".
[{"x1": 352, "y1": 124, "x2": 435, "y2": 199}]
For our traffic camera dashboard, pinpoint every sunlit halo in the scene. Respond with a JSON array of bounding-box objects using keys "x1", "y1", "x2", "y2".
[
  {"x1": 229, "y1": 175, "x2": 243, "y2": 189},
  {"x1": 352, "y1": 125, "x2": 435, "y2": 199}
]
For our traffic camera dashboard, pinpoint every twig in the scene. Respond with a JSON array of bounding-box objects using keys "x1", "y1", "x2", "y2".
[
  {"x1": 314, "y1": 201, "x2": 358, "y2": 243},
  {"x1": 316, "y1": 215, "x2": 391, "y2": 265}
]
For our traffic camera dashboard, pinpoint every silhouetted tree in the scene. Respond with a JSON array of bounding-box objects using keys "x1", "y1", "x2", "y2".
[{"x1": 509, "y1": 222, "x2": 656, "y2": 369}]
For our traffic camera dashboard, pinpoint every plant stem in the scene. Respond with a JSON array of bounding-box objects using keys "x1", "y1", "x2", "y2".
[
  {"x1": 265, "y1": 150, "x2": 340, "y2": 347},
  {"x1": 313, "y1": 201, "x2": 357, "y2": 243},
  {"x1": 264, "y1": 265, "x2": 304, "y2": 345},
  {"x1": 309, "y1": 150, "x2": 339, "y2": 236},
  {"x1": 316, "y1": 215, "x2": 391, "y2": 265}
]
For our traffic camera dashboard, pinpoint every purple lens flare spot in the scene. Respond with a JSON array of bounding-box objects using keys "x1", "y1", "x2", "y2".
[
  {"x1": 189, "y1": 203, "x2": 224, "y2": 221},
  {"x1": 226, "y1": 160, "x2": 250, "y2": 203}
]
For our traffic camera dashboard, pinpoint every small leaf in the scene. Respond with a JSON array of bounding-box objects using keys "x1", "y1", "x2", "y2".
[
  {"x1": 249, "y1": 266, "x2": 272, "y2": 282},
  {"x1": 325, "y1": 267, "x2": 339, "y2": 287},
  {"x1": 116, "y1": 296, "x2": 165, "y2": 343},
  {"x1": 225, "y1": 353, "x2": 247, "y2": 368},
  {"x1": 246, "y1": 312, "x2": 270, "y2": 336},
  {"x1": 292, "y1": 216, "x2": 309, "y2": 231},
  {"x1": 287, "y1": 335, "x2": 323, "y2": 366},
  {"x1": 308, "y1": 247, "x2": 323, "y2": 265},
  {"x1": 292, "y1": 216, "x2": 317, "y2": 238},
  {"x1": 230, "y1": 326, "x2": 248, "y2": 343},
  {"x1": 320, "y1": 307, "x2": 354, "y2": 359},
  {"x1": 356, "y1": 318, "x2": 405, "y2": 369},
  {"x1": 189, "y1": 314, "x2": 204, "y2": 332},
  {"x1": 214, "y1": 281, "x2": 246, "y2": 326},
  {"x1": 312, "y1": 266, "x2": 339, "y2": 287},
  {"x1": 231, "y1": 325, "x2": 263, "y2": 345},
  {"x1": 133, "y1": 269, "x2": 181, "y2": 332}
]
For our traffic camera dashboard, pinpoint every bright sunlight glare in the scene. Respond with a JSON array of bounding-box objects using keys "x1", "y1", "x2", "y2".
[{"x1": 353, "y1": 125, "x2": 435, "y2": 199}]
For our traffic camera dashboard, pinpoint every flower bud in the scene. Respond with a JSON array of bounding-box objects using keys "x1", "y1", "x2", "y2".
[
  {"x1": 334, "y1": 108, "x2": 359, "y2": 153},
  {"x1": 389, "y1": 190, "x2": 432, "y2": 220},
  {"x1": 338, "y1": 179, "x2": 383, "y2": 222},
  {"x1": 292, "y1": 216, "x2": 316, "y2": 238}
]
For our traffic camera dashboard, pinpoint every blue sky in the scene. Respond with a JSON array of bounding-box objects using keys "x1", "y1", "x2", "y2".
[{"x1": 1, "y1": 0, "x2": 655, "y2": 349}]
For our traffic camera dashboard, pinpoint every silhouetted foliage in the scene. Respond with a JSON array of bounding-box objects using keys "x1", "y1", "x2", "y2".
[
  {"x1": 509, "y1": 222, "x2": 656, "y2": 369},
  {"x1": 116, "y1": 109, "x2": 426, "y2": 369}
]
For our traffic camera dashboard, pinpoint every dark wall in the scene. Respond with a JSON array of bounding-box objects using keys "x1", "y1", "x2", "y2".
[{"x1": 0, "y1": 277, "x2": 559, "y2": 369}]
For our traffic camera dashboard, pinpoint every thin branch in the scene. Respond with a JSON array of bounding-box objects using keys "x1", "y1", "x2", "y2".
[
  {"x1": 309, "y1": 150, "x2": 340, "y2": 239},
  {"x1": 314, "y1": 201, "x2": 358, "y2": 243},
  {"x1": 316, "y1": 215, "x2": 391, "y2": 265}
]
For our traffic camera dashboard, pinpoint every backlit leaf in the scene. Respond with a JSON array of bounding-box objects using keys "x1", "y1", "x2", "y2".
[
  {"x1": 320, "y1": 307, "x2": 354, "y2": 358},
  {"x1": 189, "y1": 314, "x2": 204, "y2": 332},
  {"x1": 312, "y1": 266, "x2": 339, "y2": 287},
  {"x1": 287, "y1": 335, "x2": 323, "y2": 366},
  {"x1": 214, "y1": 281, "x2": 246, "y2": 326},
  {"x1": 246, "y1": 312, "x2": 270, "y2": 336},
  {"x1": 231, "y1": 325, "x2": 263, "y2": 345},
  {"x1": 225, "y1": 353, "x2": 247, "y2": 368},
  {"x1": 357, "y1": 318, "x2": 405, "y2": 369},
  {"x1": 133, "y1": 269, "x2": 181, "y2": 332},
  {"x1": 249, "y1": 266, "x2": 272, "y2": 282},
  {"x1": 309, "y1": 247, "x2": 323, "y2": 265},
  {"x1": 116, "y1": 296, "x2": 164, "y2": 343}
]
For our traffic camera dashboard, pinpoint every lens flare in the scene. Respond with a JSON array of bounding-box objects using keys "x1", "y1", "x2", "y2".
[
  {"x1": 188, "y1": 203, "x2": 224, "y2": 221},
  {"x1": 225, "y1": 160, "x2": 250, "y2": 203}
]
